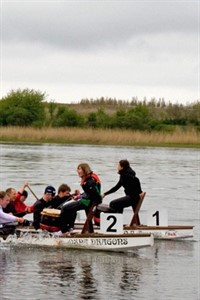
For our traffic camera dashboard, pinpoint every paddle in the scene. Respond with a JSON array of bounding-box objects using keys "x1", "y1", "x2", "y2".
[{"x1": 27, "y1": 185, "x2": 39, "y2": 201}]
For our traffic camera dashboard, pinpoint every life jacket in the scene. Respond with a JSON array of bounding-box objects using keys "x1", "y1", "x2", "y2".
[
  {"x1": 80, "y1": 173, "x2": 101, "y2": 207},
  {"x1": 81, "y1": 172, "x2": 101, "y2": 185}
]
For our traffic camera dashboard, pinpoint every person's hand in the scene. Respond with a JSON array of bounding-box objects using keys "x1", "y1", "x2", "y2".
[
  {"x1": 74, "y1": 189, "x2": 80, "y2": 196},
  {"x1": 101, "y1": 193, "x2": 105, "y2": 198},
  {"x1": 25, "y1": 207, "x2": 32, "y2": 213},
  {"x1": 16, "y1": 217, "x2": 24, "y2": 223},
  {"x1": 73, "y1": 195, "x2": 80, "y2": 200},
  {"x1": 24, "y1": 181, "x2": 29, "y2": 187}
]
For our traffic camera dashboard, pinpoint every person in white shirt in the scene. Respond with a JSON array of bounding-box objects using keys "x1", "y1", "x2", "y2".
[{"x1": 0, "y1": 191, "x2": 24, "y2": 225}]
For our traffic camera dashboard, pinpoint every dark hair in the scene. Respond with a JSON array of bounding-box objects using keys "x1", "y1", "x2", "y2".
[
  {"x1": 22, "y1": 190, "x2": 28, "y2": 198},
  {"x1": 0, "y1": 191, "x2": 6, "y2": 200},
  {"x1": 58, "y1": 184, "x2": 71, "y2": 194},
  {"x1": 119, "y1": 159, "x2": 130, "y2": 170}
]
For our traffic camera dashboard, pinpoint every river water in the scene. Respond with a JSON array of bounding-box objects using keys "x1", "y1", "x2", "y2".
[{"x1": 0, "y1": 143, "x2": 199, "y2": 300}]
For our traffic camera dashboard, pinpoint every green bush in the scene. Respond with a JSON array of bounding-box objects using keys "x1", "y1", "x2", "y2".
[{"x1": 0, "y1": 89, "x2": 45, "y2": 126}]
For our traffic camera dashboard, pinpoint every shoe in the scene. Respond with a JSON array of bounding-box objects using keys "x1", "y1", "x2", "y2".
[
  {"x1": 53, "y1": 230, "x2": 62, "y2": 237},
  {"x1": 62, "y1": 232, "x2": 71, "y2": 237}
]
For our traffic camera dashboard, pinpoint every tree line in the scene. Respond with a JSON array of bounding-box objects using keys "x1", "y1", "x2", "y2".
[{"x1": 0, "y1": 89, "x2": 199, "y2": 132}]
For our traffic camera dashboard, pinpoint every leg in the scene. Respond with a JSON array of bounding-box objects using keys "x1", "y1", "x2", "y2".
[
  {"x1": 109, "y1": 195, "x2": 132, "y2": 213},
  {"x1": 60, "y1": 200, "x2": 85, "y2": 233}
]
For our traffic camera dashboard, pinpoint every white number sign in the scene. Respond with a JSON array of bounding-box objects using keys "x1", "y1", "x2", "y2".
[
  {"x1": 100, "y1": 213, "x2": 123, "y2": 234},
  {"x1": 146, "y1": 209, "x2": 168, "y2": 226}
]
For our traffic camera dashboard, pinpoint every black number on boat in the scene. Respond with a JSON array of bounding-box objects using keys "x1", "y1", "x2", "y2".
[
  {"x1": 106, "y1": 215, "x2": 117, "y2": 232},
  {"x1": 152, "y1": 211, "x2": 160, "y2": 226}
]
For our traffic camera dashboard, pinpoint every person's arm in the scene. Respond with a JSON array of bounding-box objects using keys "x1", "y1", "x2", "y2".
[
  {"x1": 18, "y1": 181, "x2": 29, "y2": 194},
  {"x1": 26, "y1": 205, "x2": 34, "y2": 213},
  {"x1": 103, "y1": 180, "x2": 122, "y2": 197},
  {"x1": 0, "y1": 209, "x2": 24, "y2": 224},
  {"x1": 15, "y1": 181, "x2": 29, "y2": 203}
]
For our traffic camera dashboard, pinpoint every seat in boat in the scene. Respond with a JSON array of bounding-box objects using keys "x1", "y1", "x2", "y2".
[
  {"x1": 129, "y1": 192, "x2": 146, "y2": 226},
  {"x1": 81, "y1": 202, "x2": 98, "y2": 234}
]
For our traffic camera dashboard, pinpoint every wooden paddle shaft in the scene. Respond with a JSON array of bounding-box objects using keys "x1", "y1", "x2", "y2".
[{"x1": 27, "y1": 185, "x2": 39, "y2": 201}]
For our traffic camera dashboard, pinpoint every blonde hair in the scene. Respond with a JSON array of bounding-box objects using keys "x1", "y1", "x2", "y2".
[
  {"x1": 5, "y1": 188, "x2": 16, "y2": 196},
  {"x1": 77, "y1": 163, "x2": 92, "y2": 178}
]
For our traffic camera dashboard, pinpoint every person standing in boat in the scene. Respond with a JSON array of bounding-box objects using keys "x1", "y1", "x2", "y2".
[
  {"x1": 57, "y1": 163, "x2": 102, "y2": 235},
  {"x1": 102, "y1": 159, "x2": 143, "y2": 213},
  {"x1": 0, "y1": 191, "x2": 25, "y2": 236},
  {"x1": 32, "y1": 185, "x2": 56, "y2": 230}
]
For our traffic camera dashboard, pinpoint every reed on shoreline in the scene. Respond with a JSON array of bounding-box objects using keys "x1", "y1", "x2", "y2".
[{"x1": 0, "y1": 126, "x2": 199, "y2": 148}]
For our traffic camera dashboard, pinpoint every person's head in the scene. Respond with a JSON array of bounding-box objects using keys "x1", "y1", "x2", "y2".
[
  {"x1": 20, "y1": 190, "x2": 28, "y2": 202},
  {"x1": 44, "y1": 185, "x2": 56, "y2": 202},
  {"x1": 0, "y1": 191, "x2": 10, "y2": 208},
  {"x1": 5, "y1": 188, "x2": 17, "y2": 201},
  {"x1": 77, "y1": 163, "x2": 92, "y2": 179},
  {"x1": 118, "y1": 159, "x2": 130, "y2": 172},
  {"x1": 57, "y1": 184, "x2": 71, "y2": 197}
]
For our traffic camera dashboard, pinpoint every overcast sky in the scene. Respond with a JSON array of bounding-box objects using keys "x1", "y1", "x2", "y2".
[{"x1": 1, "y1": 0, "x2": 199, "y2": 104}]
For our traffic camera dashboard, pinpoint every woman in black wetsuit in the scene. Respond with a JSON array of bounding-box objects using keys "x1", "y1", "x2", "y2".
[{"x1": 102, "y1": 160, "x2": 143, "y2": 213}]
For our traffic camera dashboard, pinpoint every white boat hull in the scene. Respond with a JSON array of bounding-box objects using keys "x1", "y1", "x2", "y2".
[
  {"x1": 0, "y1": 231, "x2": 154, "y2": 252},
  {"x1": 123, "y1": 225, "x2": 194, "y2": 240},
  {"x1": 73, "y1": 224, "x2": 194, "y2": 240}
]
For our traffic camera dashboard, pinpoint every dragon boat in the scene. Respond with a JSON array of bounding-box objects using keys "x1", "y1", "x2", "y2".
[
  {"x1": 39, "y1": 192, "x2": 194, "y2": 240},
  {"x1": 0, "y1": 202, "x2": 154, "y2": 252}
]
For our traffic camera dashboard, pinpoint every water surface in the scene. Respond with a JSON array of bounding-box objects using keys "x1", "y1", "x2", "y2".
[{"x1": 0, "y1": 143, "x2": 199, "y2": 300}]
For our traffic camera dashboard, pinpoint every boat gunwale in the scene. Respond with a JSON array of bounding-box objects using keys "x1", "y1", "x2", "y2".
[{"x1": 123, "y1": 225, "x2": 194, "y2": 230}]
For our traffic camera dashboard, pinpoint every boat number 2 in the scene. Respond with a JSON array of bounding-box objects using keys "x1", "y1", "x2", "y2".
[
  {"x1": 106, "y1": 215, "x2": 117, "y2": 232},
  {"x1": 100, "y1": 213, "x2": 123, "y2": 233},
  {"x1": 152, "y1": 211, "x2": 160, "y2": 226}
]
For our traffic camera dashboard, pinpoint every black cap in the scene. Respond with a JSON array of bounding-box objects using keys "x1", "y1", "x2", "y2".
[{"x1": 44, "y1": 185, "x2": 56, "y2": 196}]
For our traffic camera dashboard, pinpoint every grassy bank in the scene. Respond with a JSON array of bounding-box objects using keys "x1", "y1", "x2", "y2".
[{"x1": 0, "y1": 126, "x2": 199, "y2": 148}]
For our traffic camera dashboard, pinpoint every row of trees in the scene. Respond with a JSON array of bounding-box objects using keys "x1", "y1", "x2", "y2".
[{"x1": 0, "y1": 89, "x2": 199, "y2": 131}]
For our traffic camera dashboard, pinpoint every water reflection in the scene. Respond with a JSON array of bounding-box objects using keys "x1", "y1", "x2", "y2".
[
  {"x1": 35, "y1": 249, "x2": 144, "y2": 299},
  {"x1": 119, "y1": 263, "x2": 141, "y2": 291},
  {"x1": 77, "y1": 263, "x2": 98, "y2": 300}
]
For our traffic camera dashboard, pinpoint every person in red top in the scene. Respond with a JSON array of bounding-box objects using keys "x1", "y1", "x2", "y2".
[{"x1": 13, "y1": 182, "x2": 34, "y2": 216}]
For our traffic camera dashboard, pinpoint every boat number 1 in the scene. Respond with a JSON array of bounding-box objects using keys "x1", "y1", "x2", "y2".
[
  {"x1": 146, "y1": 209, "x2": 168, "y2": 226},
  {"x1": 106, "y1": 215, "x2": 117, "y2": 232},
  {"x1": 152, "y1": 211, "x2": 160, "y2": 226}
]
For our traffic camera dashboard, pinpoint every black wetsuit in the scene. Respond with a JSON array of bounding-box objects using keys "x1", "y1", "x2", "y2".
[
  {"x1": 47, "y1": 194, "x2": 72, "y2": 209},
  {"x1": 104, "y1": 167, "x2": 142, "y2": 213},
  {"x1": 33, "y1": 198, "x2": 49, "y2": 230}
]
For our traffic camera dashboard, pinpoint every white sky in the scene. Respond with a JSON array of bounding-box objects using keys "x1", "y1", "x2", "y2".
[{"x1": 0, "y1": 0, "x2": 199, "y2": 104}]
